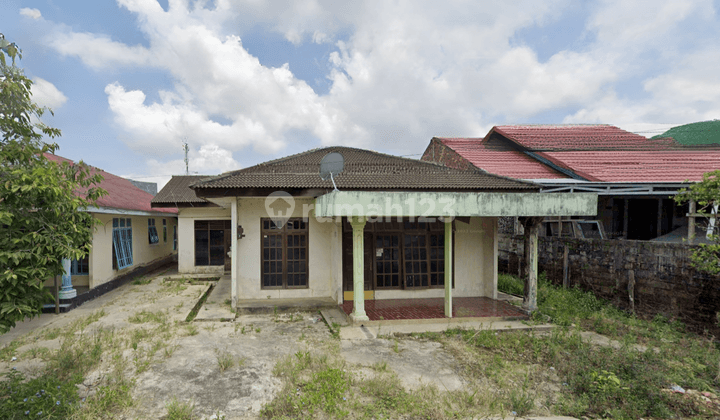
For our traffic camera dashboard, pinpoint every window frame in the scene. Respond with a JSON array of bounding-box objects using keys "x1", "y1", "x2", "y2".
[
  {"x1": 71, "y1": 255, "x2": 89, "y2": 275},
  {"x1": 163, "y1": 218, "x2": 167, "y2": 243},
  {"x1": 112, "y1": 217, "x2": 133, "y2": 270},
  {"x1": 148, "y1": 218, "x2": 159, "y2": 245},
  {"x1": 261, "y1": 218, "x2": 309, "y2": 290},
  {"x1": 344, "y1": 218, "x2": 452, "y2": 291},
  {"x1": 194, "y1": 220, "x2": 230, "y2": 266}
]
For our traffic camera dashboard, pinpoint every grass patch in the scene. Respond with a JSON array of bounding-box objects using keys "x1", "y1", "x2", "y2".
[
  {"x1": 165, "y1": 397, "x2": 196, "y2": 420},
  {"x1": 185, "y1": 284, "x2": 214, "y2": 322},
  {"x1": 132, "y1": 276, "x2": 152, "y2": 285},
  {"x1": 498, "y1": 273, "x2": 524, "y2": 296},
  {"x1": 433, "y1": 274, "x2": 720, "y2": 419},
  {"x1": 128, "y1": 310, "x2": 168, "y2": 324}
]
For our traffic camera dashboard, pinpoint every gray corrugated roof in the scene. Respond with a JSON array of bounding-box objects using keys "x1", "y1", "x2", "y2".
[
  {"x1": 152, "y1": 175, "x2": 212, "y2": 205},
  {"x1": 194, "y1": 147, "x2": 538, "y2": 191}
]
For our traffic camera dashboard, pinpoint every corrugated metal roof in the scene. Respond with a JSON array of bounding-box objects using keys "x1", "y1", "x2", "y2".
[
  {"x1": 195, "y1": 146, "x2": 538, "y2": 191},
  {"x1": 542, "y1": 151, "x2": 720, "y2": 182},
  {"x1": 438, "y1": 138, "x2": 568, "y2": 179},
  {"x1": 494, "y1": 124, "x2": 679, "y2": 151},
  {"x1": 439, "y1": 125, "x2": 720, "y2": 183},
  {"x1": 152, "y1": 175, "x2": 212, "y2": 205},
  {"x1": 651, "y1": 120, "x2": 720, "y2": 146},
  {"x1": 45, "y1": 153, "x2": 177, "y2": 214}
]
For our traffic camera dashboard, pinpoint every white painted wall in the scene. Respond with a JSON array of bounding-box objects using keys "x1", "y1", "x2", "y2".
[
  {"x1": 177, "y1": 207, "x2": 231, "y2": 274},
  {"x1": 90, "y1": 213, "x2": 178, "y2": 288},
  {"x1": 44, "y1": 213, "x2": 178, "y2": 289},
  {"x1": 235, "y1": 198, "x2": 342, "y2": 301}
]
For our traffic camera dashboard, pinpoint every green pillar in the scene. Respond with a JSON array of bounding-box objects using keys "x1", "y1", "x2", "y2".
[
  {"x1": 444, "y1": 219, "x2": 453, "y2": 318},
  {"x1": 350, "y1": 216, "x2": 369, "y2": 322}
]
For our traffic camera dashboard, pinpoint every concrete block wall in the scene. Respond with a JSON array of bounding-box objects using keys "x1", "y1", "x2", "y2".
[{"x1": 499, "y1": 234, "x2": 720, "y2": 337}]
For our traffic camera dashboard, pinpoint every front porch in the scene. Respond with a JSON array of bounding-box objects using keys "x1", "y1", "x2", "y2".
[{"x1": 340, "y1": 296, "x2": 526, "y2": 322}]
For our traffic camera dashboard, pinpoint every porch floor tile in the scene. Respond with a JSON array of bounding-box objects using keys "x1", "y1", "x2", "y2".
[{"x1": 340, "y1": 297, "x2": 526, "y2": 321}]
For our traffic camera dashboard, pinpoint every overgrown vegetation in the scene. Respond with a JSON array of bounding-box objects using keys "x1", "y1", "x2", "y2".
[{"x1": 476, "y1": 274, "x2": 720, "y2": 418}]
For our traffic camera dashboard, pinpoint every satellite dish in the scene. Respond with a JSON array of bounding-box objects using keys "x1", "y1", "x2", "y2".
[{"x1": 319, "y1": 152, "x2": 344, "y2": 191}]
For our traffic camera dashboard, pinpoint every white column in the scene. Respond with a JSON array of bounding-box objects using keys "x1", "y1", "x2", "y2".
[
  {"x1": 444, "y1": 219, "x2": 453, "y2": 318},
  {"x1": 58, "y1": 258, "x2": 77, "y2": 299},
  {"x1": 231, "y1": 198, "x2": 238, "y2": 310},
  {"x1": 350, "y1": 216, "x2": 369, "y2": 322}
]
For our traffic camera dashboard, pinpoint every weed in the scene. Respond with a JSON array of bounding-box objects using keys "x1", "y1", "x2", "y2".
[
  {"x1": 392, "y1": 340, "x2": 400, "y2": 353},
  {"x1": 0, "y1": 370, "x2": 79, "y2": 418},
  {"x1": 165, "y1": 397, "x2": 196, "y2": 420},
  {"x1": 255, "y1": 327, "x2": 261, "y2": 333},
  {"x1": 128, "y1": 310, "x2": 167, "y2": 324},
  {"x1": 373, "y1": 361, "x2": 388, "y2": 372},
  {"x1": 132, "y1": 276, "x2": 152, "y2": 285},
  {"x1": 216, "y1": 350, "x2": 237, "y2": 372},
  {"x1": 185, "y1": 324, "x2": 199, "y2": 336}
]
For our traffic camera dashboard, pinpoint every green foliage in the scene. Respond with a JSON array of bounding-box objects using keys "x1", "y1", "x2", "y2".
[
  {"x1": 0, "y1": 370, "x2": 80, "y2": 419},
  {"x1": 440, "y1": 279, "x2": 720, "y2": 419},
  {"x1": 674, "y1": 169, "x2": 720, "y2": 274},
  {"x1": 165, "y1": 398, "x2": 196, "y2": 420},
  {"x1": 497, "y1": 273, "x2": 524, "y2": 296},
  {"x1": 0, "y1": 34, "x2": 106, "y2": 334}
]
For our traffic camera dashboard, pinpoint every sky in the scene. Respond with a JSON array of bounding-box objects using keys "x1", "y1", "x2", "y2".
[{"x1": 2, "y1": 0, "x2": 720, "y2": 189}]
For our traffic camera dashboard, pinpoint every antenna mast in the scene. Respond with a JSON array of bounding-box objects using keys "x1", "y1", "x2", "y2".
[{"x1": 182, "y1": 140, "x2": 189, "y2": 175}]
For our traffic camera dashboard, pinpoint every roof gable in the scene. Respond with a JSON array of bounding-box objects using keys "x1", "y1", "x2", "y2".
[{"x1": 152, "y1": 175, "x2": 213, "y2": 207}]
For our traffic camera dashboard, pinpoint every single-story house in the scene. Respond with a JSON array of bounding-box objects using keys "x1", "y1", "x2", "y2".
[
  {"x1": 153, "y1": 147, "x2": 596, "y2": 320},
  {"x1": 43, "y1": 154, "x2": 178, "y2": 300},
  {"x1": 422, "y1": 124, "x2": 720, "y2": 242}
]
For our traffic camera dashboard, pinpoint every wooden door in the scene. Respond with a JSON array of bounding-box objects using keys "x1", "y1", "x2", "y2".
[{"x1": 342, "y1": 231, "x2": 374, "y2": 295}]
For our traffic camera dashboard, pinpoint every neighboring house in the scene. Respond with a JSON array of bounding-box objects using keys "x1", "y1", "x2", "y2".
[
  {"x1": 153, "y1": 146, "x2": 596, "y2": 320},
  {"x1": 43, "y1": 154, "x2": 178, "y2": 299},
  {"x1": 422, "y1": 125, "x2": 720, "y2": 241}
]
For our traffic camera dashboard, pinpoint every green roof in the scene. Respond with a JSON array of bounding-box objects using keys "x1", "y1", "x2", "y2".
[{"x1": 651, "y1": 120, "x2": 720, "y2": 146}]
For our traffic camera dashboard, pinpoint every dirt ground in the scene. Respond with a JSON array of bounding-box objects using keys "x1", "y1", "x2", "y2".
[{"x1": 0, "y1": 270, "x2": 477, "y2": 419}]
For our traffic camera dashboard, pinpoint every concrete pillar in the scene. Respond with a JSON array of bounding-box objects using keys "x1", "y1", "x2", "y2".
[
  {"x1": 522, "y1": 218, "x2": 541, "y2": 313},
  {"x1": 58, "y1": 258, "x2": 77, "y2": 299},
  {"x1": 350, "y1": 216, "x2": 369, "y2": 322},
  {"x1": 231, "y1": 198, "x2": 238, "y2": 310},
  {"x1": 444, "y1": 219, "x2": 453, "y2": 318},
  {"x1": 688, "y1": 199, "x2": 696, "y2": 245}
]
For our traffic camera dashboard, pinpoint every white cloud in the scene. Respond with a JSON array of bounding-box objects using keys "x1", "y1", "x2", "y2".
[
  {"x1": 50, "y1": 31, "x2": 152, "y2": 69},
  {"x1": 42, "y1": 0, "x2": 720, "y2": 180},
  {"x1": 31, "y1": 77, "x2": 67, "y2": 109},
  {"x1": 20, "y1": 8, "x2": 42, "y2": 19}
]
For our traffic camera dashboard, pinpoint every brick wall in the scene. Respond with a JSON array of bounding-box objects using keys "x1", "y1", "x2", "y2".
[{"x1": 499, "y1": 234, "x2": 720, "y2": 336}]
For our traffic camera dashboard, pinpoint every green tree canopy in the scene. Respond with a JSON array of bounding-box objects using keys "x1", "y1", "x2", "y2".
[
  {"x1": 674, "y1": 170, "x2": 720, "y2": 275},
  {"x1": 0, "y1": 34, "x2": 106, "y2": 334}
]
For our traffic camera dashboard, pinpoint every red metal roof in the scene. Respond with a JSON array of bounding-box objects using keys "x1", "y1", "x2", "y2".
[
  {"x1": 45, "y1": 153, "x2": 177, "y2": 214},
  {"x1": 541, "y1": 151, "x2": 720, "y2": 182},
  {"x1": 493, "y1": 125, "x2": 679, "y2": 151},
  {"x1": 438, "y1": 125, "x2": 720, "y2": 182},
  {"x1": 438, "y1": 138, "x2": 567, "y2": 179}
]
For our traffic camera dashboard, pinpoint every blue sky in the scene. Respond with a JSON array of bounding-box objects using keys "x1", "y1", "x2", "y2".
[{"x1": 2, "y1": 0, "x2": 719, "y2": 188}]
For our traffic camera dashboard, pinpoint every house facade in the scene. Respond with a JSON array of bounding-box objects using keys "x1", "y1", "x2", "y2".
[
  {"x1": 154, "y1": 147, "x2": 596, "y2": 320},
  {"x1": 422, "y1": 125, "x2": 720, "y2": 242},
  {"x1": 43, "y1": 154, "x2": 178, "y2": 298}
]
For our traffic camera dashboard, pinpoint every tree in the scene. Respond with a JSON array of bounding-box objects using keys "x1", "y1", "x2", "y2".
[
  {"x1": 0, "y1": 34, "x2": 105, "y2": 334},
  {"x1": 674, "y1": 170, "x2": 720, "y2": 275}
]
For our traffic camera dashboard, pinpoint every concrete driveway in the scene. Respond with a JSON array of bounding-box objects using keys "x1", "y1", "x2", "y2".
[{"x1": 0, "y1": 269, "x2": 477, "y2": 419}]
